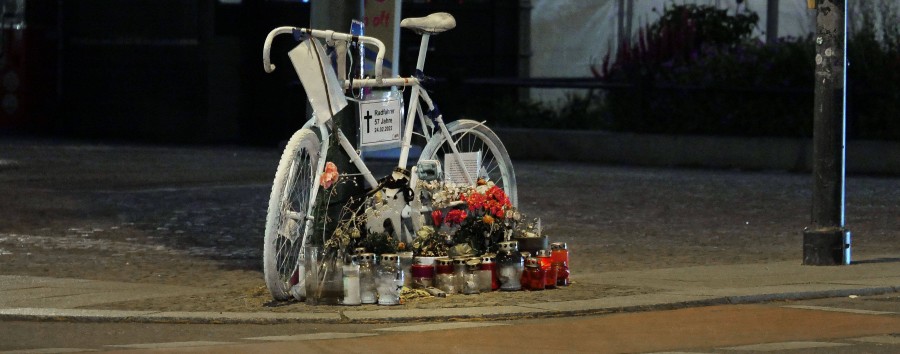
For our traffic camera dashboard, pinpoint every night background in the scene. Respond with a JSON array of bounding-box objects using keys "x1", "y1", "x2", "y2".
[
  {"x1": 1, "y1": 0, "x2": 898, "y2": 144},
  {"x1": 0, "y1": 0, "x2": 526, "y2": 144}
]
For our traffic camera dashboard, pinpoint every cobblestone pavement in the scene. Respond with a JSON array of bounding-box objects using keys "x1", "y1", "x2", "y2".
[{"x1": 1, "y1": 138, "x2": 898, "y2": 312}]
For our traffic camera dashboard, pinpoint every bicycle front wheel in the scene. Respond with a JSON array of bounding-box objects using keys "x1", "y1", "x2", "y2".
[
  {"x1": 419, "y1": 119, "x2": 517, "y2": 207},
  {"x1": 263, "y1": 128, "x2": 320, "y2": 300}
]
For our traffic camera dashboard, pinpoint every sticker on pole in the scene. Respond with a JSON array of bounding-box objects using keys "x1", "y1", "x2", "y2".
[
  {"x1": 358, "y1": 98, "x2": 402, "y2": 150},
  {"x1": 444, "y1": 151, "x2": 481, "y2": 185}
]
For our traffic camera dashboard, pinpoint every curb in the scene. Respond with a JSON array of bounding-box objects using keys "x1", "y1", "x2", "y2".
[
  {"x1": 1, "y1": 286, "x2": 896, "y2": 325},
  {"x1": 495, "y1": 128, "x2": 900, "y2": 175}
]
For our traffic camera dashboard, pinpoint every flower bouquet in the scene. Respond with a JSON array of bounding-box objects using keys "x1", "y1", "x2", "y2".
[{"x1": 414, "y1": 178, "x2": 521, "y2": 257}]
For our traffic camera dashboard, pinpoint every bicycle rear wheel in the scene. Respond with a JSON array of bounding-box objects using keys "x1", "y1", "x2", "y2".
[
  {"x1": 263, "y1": 128, "x2": 320, "y2": 300},
  {"x1": 419, "y1": 119, "x2": 517, "y2": 206}
]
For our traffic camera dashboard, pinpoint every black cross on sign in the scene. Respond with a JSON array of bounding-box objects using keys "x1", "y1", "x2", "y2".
[{"x1": 364, "y1": 111, "x2": 373, "y2": 133}]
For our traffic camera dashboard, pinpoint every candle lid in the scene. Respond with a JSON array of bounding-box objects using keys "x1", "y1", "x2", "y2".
[
  {"x1": 436, "y1": 257, "x2": 454, "y2": 266},
  {"x1": 525, "y1": 257, "x2": 541, "y2": 267},
  {"x1": 358, "y1": 253, "x2": 376, "y2": 262},
  {"x1": 550, "y1": 242, "x2": 567, "y2": 250},
  {"x1": 536, "y1": 249, "x2": 551, "y2": 257},
  {"x1": 498, "y1": 241, "x2": 518, "y2": 251},
  {"x1": 380, "y1": 254, "x2": 399, "y2": 262}
]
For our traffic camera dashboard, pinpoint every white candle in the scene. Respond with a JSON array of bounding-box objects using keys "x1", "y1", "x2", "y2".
[{"x1": 343, "y1": 276, "x2": 361, "y2": 305}]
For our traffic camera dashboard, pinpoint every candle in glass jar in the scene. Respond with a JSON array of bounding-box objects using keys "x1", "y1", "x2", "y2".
[
  {"x1": 523, "y1": 257, "x2": 545, "y2": 290},
  {"x1": 399, "y1": 251, "x2": 414, "y2": 288},
  {"x1": 536, "y1": 249, "x2": 557, "y2": 289},
  {"x1": 434, "y1": 257, "x2": 458, "y2": 294},
  {"x1": 497, "y1": 241, "x2": 523, "y2": 291},
  {"x1": 342, "y1": 263, "x2": 361, "y2": 305},
  {"x1": 479, "y1": 254, "x2": 498, "y2": 291},
  {"x1": 410, "y1": 264, "x2": 434, "y2": 288},
  {"x1": 435, "y1": 257, "x2": 453, "y2": 274},
  {"x1": 550, "y1": 242, "x2": 570, "y2": 286},
  {"x1": 452, "y1": 257, "x2": 468, "y2": 291},
  {"x1": 358, "y1": 253, "x2": 377, "y2": 304},
  {"x1": 463, "y1": 261, "x2": 481, "y2": 295},
  {"x1": 377, "y1": 254, "x2": 403, "y2": 306}
]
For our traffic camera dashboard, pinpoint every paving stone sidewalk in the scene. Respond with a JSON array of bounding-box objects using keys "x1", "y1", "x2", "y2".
[{"x1": 0, "y1": 138, "x2": 898, "y2": 322}]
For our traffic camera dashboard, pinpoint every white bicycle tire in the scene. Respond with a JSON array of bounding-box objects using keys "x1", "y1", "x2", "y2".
[{"x1": 263, "y1": 128, "x2": 320, "y2": 300}]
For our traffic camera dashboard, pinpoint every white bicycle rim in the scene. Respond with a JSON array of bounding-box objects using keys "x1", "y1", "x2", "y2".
[
  {"x1": 263, "y1": 128, "x2": 320, "y2": 300},
  {"x1": 419, "y1": 119, "x2": 518, "y2": 206}
]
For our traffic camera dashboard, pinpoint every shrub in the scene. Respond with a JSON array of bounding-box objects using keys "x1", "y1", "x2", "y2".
[
  {"x1": 593, "y1": 1, "x2": 900, "y2": 140},
  {"x1": 488, "y1": 2, "x2": 900, "y2": 141},
  {"x1": 847, "y1": 0, "x2": 900, "y2": 140},
  {"x1": 597, "y1": 3, "x2": 814, "y2": 137}
]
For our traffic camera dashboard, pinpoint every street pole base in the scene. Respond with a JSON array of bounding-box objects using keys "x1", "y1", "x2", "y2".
[{"x1": 802, "y1": 228, "x2": 851, "y2": 266}]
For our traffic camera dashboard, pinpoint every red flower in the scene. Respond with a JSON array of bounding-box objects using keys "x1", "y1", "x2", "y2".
[
  {"x1": 466, "y1": 192, "x2": 487, "y2": 211},
  {"x1": 445, "y1": 209, "x2": 468, "y2": 225},
  {"x1": 431, "y1": 210, "x2": 443, "y2": 226},
  {"x1": 492, "y1": 204, "x2": 505, "y2": 218},
  {"x1": 488, "y1": 186, "x2": 512, "y2": 208}
]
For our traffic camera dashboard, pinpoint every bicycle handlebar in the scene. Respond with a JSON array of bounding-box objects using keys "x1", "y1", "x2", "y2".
[{"x1": 263, "y1": 26, "x2": 386, "y2": 84}]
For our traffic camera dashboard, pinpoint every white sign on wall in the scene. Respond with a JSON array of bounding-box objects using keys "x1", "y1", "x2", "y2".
[
  {"x1": 358, "y1": 98, "x2": 402, "y2": 150},
  {"x1": 444, "y1": 151, "x2": 482, "y2": 185},
  {"x1": 364, "y1": 0, "x2": 401, "y2": 77}
]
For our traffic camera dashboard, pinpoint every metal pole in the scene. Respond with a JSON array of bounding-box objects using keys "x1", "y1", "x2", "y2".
[
  {"x1": 518, "y1": 0, "x2": 532, "y2": 101},
  {"x1": 803, "y1": 0, "x2": 850, "y2": 266},
  {"x1": 310, "y1": 0, "x2": 365, "y2": 245},
  {"x1": 766, "y1": 0, "x2": 779, "y2": 43},
  {"x1": 617, "y1": 0, "x2": 626, "y2": 49}
]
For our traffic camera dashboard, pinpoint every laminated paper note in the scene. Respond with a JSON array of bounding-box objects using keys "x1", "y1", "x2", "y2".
[
  {"x1": 444, "y1": 151, "x2": 481, "y2": 185},
  {"x1": 288, "y1": 38, "x2": 348, "y2": 124},
  {"x1": 358, "y1": 98, "x2": 402, "y2": 150}
]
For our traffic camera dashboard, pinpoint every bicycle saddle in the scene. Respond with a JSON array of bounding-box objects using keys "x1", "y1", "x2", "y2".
[{"x1": 400, "y1": 12, "x2": 456, "y2": 35}]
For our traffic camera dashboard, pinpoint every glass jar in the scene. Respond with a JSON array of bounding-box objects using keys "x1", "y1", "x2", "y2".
[
  {"x1": 434, "y1": 257, "x2": 457, "y2": 294},
  {"x1": 452, "y1": 257, "x2": 468, "y2": 274},
  {"x1": 536, "y1": 249, "x2": 557, "y2": 289},
  {"x1": 410, "y1": 263, "x2": 434, "y2": 289},
  {"x1": 463, "y1": 261, "x2": 481, "y2": 294},
  {"x1": 452, "y1": 257, "x2": 468, "y2": 290},
  {"x1": 342, "y1": 262, "x2": 361, "y2": 305},
  {"x1": 358, "y1": 253, "x2": 377, "y2": 304},
  {"x1": 496, "y1": 241, "x2": 523, "y2": 291},
  {"x1": 414, "y1": 256, "x2": 438, "y2": 266},
  {"x1": 303, "y1": 246, "x2": 343, "y2": 305},
  {"x1": 478, "y1": 254, "x2": 498, "y2": 291},
  {"x1": 551, "y1": 242, "x2": 570, "y2": 286},
  {"x1": 377, "y1": 254, "x2": 403, "y2": 305},
  {"x1": 523, "y1": 257, "x2": 545, "y2": 290},
  {"x1": 435, "y1": 257, "x2": 453, "y2": 274},
  {"x1": 398, "y1": 251, "x2": 414, "y2": 288},
  {"x1": 289, "y1": 248, "x2": 306, "y2": 301}
]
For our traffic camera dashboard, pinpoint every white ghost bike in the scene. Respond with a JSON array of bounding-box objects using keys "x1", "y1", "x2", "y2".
[{"x1": 261, "y1": 13, "x2": 517, "y2": 300}]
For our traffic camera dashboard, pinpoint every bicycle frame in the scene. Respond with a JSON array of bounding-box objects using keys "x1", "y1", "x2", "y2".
[{"x1": 264, "y1": 26, "x2": 477, "y2": 249}]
